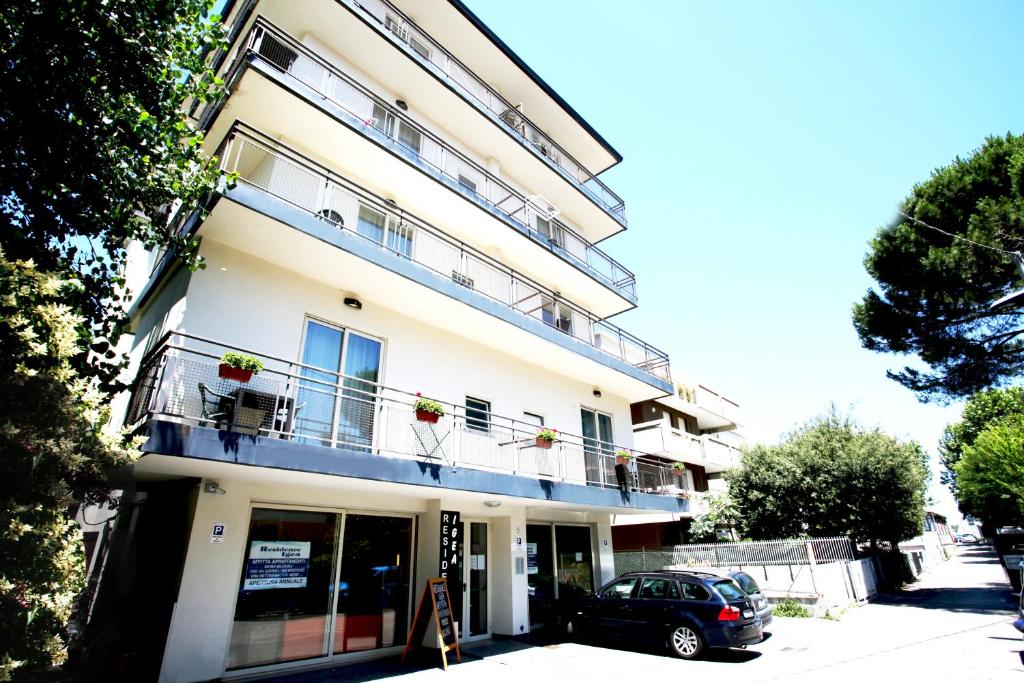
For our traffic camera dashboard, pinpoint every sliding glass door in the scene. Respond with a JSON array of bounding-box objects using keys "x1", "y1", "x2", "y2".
[
  {"x1": 293, "y1": 319, "x2": 382, "y2": 449},
  {"x1": 228, "y1": 507, "x2": 414, "y2": 672}
]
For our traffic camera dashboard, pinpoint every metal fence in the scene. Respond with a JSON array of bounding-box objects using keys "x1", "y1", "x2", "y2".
[
  {"x1": 216, "y1": 124, "x2": 670, "y2": 382},
  {"x1": 128, "y1": 331, "x2": 686, "y2": 496},
  {"x1": 229, "y1": 18, "x2": 636, "y2": 302},
  {"x1": 614, "y1": 537, "x2": 856, "y2": 574}
]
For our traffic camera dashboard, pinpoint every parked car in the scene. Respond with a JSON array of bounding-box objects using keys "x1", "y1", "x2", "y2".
[
  {"x1": 1014, "y1": 560, "x2": 1024, "y2": 638},
  {"x1": 956, "y1": 533, "x2": 979, "y2": 544},
  {"x1": 680, "y1": 567, "x2": 773, "y2": 626},
  {"x1": 560, "y1": 571, "x2": 763, "y2": 659}
]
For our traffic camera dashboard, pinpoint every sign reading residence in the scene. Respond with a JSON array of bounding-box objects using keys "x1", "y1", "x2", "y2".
[
  {"x1": 242, "y1": 541, "x2": 311, "y2": 590},
  {"x1": 439, "y1": 510, "x2": 461, "y2": 579}
]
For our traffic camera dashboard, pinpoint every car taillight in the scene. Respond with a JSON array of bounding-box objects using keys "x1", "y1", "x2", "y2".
[{"x1": 717, "y1": 605, "x2": 741, "y2": 621}]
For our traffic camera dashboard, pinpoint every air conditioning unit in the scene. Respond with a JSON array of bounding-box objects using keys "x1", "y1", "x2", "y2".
[{"x1": 526, "y1": 195, "x2": 560, "y2": 220}]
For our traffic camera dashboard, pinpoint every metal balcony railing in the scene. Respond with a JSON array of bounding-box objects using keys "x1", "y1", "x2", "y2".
[
  {"x1": 221, "y1": 19, "x2": 636, "y2": 302},
  {"x1": 126, "y1": 332, "x2": 687, "y2": 498},
  {"x1": 345, "y1": 0, "x2": 627, "y2": 225},
  {"x1": 216, "y1": 123, "x2": 671, "y2": 383},
  {"x1": 632, "y1": 420, "x2": 705, "y2": 462}
]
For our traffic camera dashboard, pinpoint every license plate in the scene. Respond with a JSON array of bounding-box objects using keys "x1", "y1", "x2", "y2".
[{"x1": 742, "y1": 609, "x2": 754, "y2": 618}]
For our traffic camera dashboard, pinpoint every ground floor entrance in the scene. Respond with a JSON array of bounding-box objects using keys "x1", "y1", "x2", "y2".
[{"x1": 526, "y1": 523, "x2": 596, "y2": 630}]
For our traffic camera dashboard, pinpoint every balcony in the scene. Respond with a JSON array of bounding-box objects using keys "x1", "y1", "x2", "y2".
[
  {"x1": 343, "y1": 0, "x2": 627, "y2": 227},
  {"x1": 126, "y1": 333, "x2": 693, "y2": 509},
  {"x1": 631, "y1": 421, "x2": 743, "y2": 473},
  {"x1": 213, "y1": 124, "x2": 670, "y2": 385},
  {"x1": 206, "y1": 19, "x2": 636, "y2": 305}
]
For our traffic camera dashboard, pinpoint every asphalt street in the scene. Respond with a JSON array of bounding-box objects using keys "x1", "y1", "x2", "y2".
[{"x1": 271, "y1": 544, "x2": 1023, "y2": 683}]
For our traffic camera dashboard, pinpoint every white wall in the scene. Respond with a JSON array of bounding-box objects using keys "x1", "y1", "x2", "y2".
[{"x1": 140, "y1": 239, "x2": 635, "y2": 447}]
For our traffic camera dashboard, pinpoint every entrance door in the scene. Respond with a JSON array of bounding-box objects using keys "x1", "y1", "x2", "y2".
[
  {"x1": 461, "y1": 521, "x2": 490, "y2": 640},
  {"x1": 526, "y1": 524, "x2": 555, "y2": 629},
  {"x1": 555, "y1": 525, "x2": 595, "y2": 600}
]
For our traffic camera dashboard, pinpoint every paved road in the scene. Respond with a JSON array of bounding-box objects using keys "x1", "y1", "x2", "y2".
[{"x1": 273, "y1": 544, "x2": 1022, "y2": 683}]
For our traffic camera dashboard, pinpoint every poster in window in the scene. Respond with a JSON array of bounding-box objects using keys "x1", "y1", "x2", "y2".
[
  {"x1": 242, "y1": 541, "x2": 311, "y2": 590},
  {"x1": 526, "y1": 542, "x2": 538, "y2": 575}
]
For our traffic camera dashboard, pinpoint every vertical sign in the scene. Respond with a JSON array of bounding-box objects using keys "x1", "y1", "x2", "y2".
[{"x1": 439, "y1": 510, "x2": 461, "y2": 579}]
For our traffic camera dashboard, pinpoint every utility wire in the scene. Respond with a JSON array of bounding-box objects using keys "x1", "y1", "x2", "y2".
[{"x1": 898, "y1": 211, "x2": 1020, "y2": 257}]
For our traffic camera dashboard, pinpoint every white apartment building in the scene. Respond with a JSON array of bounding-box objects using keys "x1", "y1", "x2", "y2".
[{"x1": 82, "y1": 2, "x2": 736, "y2": 681}]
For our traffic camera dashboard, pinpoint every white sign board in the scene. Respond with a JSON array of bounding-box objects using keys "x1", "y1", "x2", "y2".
[{"x1": 242, "y1": 541, "x2": 311, "y2": 590}]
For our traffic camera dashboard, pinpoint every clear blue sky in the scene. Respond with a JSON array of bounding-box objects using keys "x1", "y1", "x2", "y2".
[{"x1": 466, "y1": 0, "x2": 1024, "y2": 511}]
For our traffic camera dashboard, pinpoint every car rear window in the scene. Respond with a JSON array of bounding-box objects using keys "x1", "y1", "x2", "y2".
[
  {"x1": 679, "y1": 582, "x2": 710, "y2": 601},
  {"x1": 714, "y1": 580, "x2": 745, "y2": 601},
  {"x1": 733, "y1": 572, "x2": 760, "y2": 595}
]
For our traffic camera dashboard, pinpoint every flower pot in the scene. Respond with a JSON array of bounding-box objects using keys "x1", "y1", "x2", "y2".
[
  {"x1": 415, "y1": 409, "x2": 440, "y2": 424},
  {"x1": 218, "y1": 363, "x2": 254, "y2": 383},
  {"x1": 535, "y1": 437, "x2": 553, "y2": 449},
  {"x1": 616, "y1": 456, "x2": 632, "y2": 466}
]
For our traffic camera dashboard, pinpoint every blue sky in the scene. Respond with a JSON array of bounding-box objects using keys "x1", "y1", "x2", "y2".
[{"x1": 466, "y1": 0, "x2": 1024, "y2": 513}]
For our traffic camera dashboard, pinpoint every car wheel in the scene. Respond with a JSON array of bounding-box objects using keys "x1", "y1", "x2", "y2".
[{"x1": 668, "y1": 624, "x2": 704, "y2": 659}]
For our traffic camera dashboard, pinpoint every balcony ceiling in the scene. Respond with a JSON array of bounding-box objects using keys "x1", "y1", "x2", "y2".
[
  {"x1": 243, "y1": 0, "x2": 625, "y2": 242},
  {"x1": 196, "y1": 196, "x2": 668, "y2": 401},
  {"x1": 203, "y1": 69, "x2": 633, "y2": 318}
]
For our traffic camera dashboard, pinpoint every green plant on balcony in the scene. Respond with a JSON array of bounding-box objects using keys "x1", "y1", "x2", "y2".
[
  {"x1": 535, "y1": 428, "x2": 558, "y2": 449},
  {"x1": 414, "y1": 393, "x2": 445, "y2": 424},
  {"x1": 672, "y1": 462, "x2": 687, "y2": 472},
  {"x1": 615, "y1": 449, "x2": 633, "y2": 465},
  {"x1": 218, "y1": 351, "x2": 264, "y2": 382},
  {"x1": 676, "y1": 383, "x2": 696, "y2": 403}
]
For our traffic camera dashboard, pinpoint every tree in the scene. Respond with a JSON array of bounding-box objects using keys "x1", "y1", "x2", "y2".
[
  {"x1": 688, "y1": 493, "x2": 741, "y2": 542},
  {"x1": 0, "y1": 1, "x2": 227, "y2": 675},
  {"x1": 852, "y1": 134, "x2": 1024, "y2": 402},
  {"x1": 954, "y1": 416, "x2": 1024, "y2": 529},
  {"x1": 939, "y1": 387, "x2": 1024, "y2": 493},
  {"x1": 727, "y1": 410, "x2": 929, "y2": 549}
]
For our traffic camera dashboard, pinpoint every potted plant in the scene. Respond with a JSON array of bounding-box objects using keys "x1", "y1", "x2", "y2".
[
  {"x1": 218, "y1": 351, "x2": 264, "y2": 383},
  {"x1": 613, "y1": 449, "x2": 632, "y2": 492},
  {"x1": 535, "y1": 428, "x2": 557, "y2": 449},
  {"x1": 672, "y1": 462, "x2": 687, "y2": 472},
  {"x1": 413, "y1": 393, "x2": 445, "y2": 424},
  {"x1": 615, "y1": 449, "x2": 634, "y2": 466}
]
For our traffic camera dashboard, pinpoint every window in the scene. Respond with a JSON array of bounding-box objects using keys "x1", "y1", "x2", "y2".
[
  {"x1": 465, "y1": 397, "x2": 490, "y2": 433},
  {"x1": 536, "y1": 217, "x2": 562, "y2": 247},
  {"x1": 638, "y1": 578, "x2": 680, "y2": 601},
  {"x1": 600, "y1": 577, "x2": 637, "y2": 600},
  {"x1": 581, "y1": 407, "x2": 614, "y2": 485},
  {"x1": 541, "y1": 297, "x2": 572, "y2": 334},
  {"x1": 370, "y1": 103, "x2": 421, "y2": 154},
  {"x1": 357, "y1": 206, "x2": 386, "y2": 243},
  {"x1": 522, "y1": 412, "x2": 544, "y2": 427},
  {"x1": 396, "y1": 121, "x2": 421, "y2": 154},
  {"x1": 679, "y1": 582, "x2": 710, "y2": 601},
  {"x1": 713, "y1": 581, "x2": 745, "y2": 601},
  {"x1": 732, "y1": 572, "x2": 760, "y2": 595}
]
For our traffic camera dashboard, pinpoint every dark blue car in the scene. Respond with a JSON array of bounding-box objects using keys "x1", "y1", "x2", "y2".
[{"x1": 562, "y1": 571, "x2": 763, "y2": 659}]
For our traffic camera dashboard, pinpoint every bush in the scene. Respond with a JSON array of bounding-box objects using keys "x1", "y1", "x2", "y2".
[{"x1": 773, "y1": 599, "x2": 812, "y2": 618}]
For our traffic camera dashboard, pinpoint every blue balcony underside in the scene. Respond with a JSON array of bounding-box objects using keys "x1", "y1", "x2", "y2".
[{"x1": 143, "y1": 419, "x2": 693, "y2": 513}]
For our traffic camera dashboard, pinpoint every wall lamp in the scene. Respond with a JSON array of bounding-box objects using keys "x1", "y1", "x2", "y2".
[
  {"x1": 484, "y1": 501, "x2": 502, "y2": 508},
  {"x1": 395, "y1": 99, "x2": 409, "y2": 111},
  {"x1": 203, "y1": 481, "x2": 227, "y2": 495},
  {"x1": 344, "y1": 297, "x2": 363, "y2": 310}
]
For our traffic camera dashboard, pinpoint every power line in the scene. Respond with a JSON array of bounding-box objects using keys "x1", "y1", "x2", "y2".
[{"x1": 898, "y1": 211, "x2": 1020, "y2": 257}]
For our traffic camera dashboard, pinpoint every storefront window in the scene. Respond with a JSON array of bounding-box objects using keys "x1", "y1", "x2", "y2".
[
  {"x1": 333, "y1": 514, "x2": 413, "y2": 653},
  {"x1": 227, "y1": 508, "x2": 339, "y2": 669},
  {"x1": 555, "y1": 525, "x2": 594, "y2": 598}
]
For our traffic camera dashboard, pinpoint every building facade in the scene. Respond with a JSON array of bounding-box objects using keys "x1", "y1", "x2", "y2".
[{"x1": 83, "y1": 2, "x2": 734, "y2": 681}]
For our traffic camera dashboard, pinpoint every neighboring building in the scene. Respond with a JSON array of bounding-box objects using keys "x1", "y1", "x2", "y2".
[
  {"x1": 612, "y1": 381, "x2": 744, "y2": 550},
  {"x1": 75, "y1": 2, "x2": 742, "y2": 681},
  {"x1": 900, "y1": 510, "x2": 957, "y2": 574}
]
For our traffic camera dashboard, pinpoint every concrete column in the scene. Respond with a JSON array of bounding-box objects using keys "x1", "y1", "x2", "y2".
[
  {"x1": 491, "y1": 506, "x2": 529, "y2": 636},
  {"x1": 595, "y1": 516, "x2": 615, "y2": 587},
  {"x1": 159, "y1": 480, "x2": 249, "y2": 683}
]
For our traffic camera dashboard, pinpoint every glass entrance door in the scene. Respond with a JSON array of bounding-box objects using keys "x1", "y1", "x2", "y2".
[
  {"x1": 463, "y1": 521, "x2": 489, "y2": 639},
  {"x1": 554, "y1": 525, "x2": 594, "y2": 600},
  {"x1": 526, "y1": 524, "x2": 555, "y2": 629}
]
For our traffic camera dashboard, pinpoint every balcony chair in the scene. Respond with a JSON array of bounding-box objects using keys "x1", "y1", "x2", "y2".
[{"x1": 198, "y1": 382, "x2": 234, "y2": 426}]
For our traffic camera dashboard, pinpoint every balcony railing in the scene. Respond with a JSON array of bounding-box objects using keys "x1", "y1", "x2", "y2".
[
  {"x1": 222, "y1": 19, "x2": 635, "y2": 302},
  {"x1": 217, "y1": 124, "x2": 670, "y2": 383},
  {"x1": 632, "y1": 421, "x2": 743, "y2": 470},
  {"x1": 344, "y1": 0, "x2": 627, "y2": 225},
  {"x1": 126, "y1": 332, "x2": 688, "y2": 498}
]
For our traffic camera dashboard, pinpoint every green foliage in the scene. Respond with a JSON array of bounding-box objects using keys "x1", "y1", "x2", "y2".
[
  {"x1": 688, "y1": 494, "x2": 740, "y2": 542},
  {"x1": 954, "y1": 416, "x2": 1024, "y2": 527},
  {"x1": 219, "y1": 351, "x2": 265, "y2": 374},
  {"x1": 939, "y1": 387, "x2": 1024, "y2": 492},
  {"x1": 0, "y1": 0, "x2": 228, "y2": 392},
  {"x1": 413, "y1": 394, "x2": 445, "y2": 416},
  {"x1": 774, "y1": 599, "x2": 812, "y2": 618},
  {"x1": 536, "y1": 428, "x2": 558, "y2": 442},
  {"x1": 727, "y1": 409, "x2": 928, "y2": 547},
  {"x1": 0, "y1": 0, "x2": 227, "y2": 673},
  {"x1": 614, "y1": 449, "x2": 632, "y2": 460},
  {"x1": 852, "y1": 134, "x2": 1024, "y2": 402}
]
